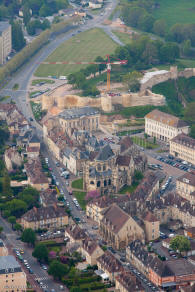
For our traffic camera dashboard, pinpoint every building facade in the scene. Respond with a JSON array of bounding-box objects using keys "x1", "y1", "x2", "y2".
[
  {"x1": 145, "y1": 109, "x2": 189, "y2": 142},
  {"x1": 0, "y1": 255, "x2": 26, "y2": 292},
  {"x1": 79, "y1": 238, "x2": 104, "y2": 265},
  {"x1": 143, "y1": 212, "x2": 159, "y2": 242},
  {"x1": 0, "y1": 22, "x2": 11, "y2": 65},
  {"x1": 176, "y1": 173, "x2": 195, "y2": 204},
  {"x1": 58, "y1": 107, "x2": 100, "y2": 133},
  {"x1": 170, "y1": 133, "x2": 195, "y2": 165},
  {"x1": 115, "y1": 271, "x2": 145, "y2": 292},
  {"x1": 21, "y1": 206, "x2": 68, "y2": 230}
]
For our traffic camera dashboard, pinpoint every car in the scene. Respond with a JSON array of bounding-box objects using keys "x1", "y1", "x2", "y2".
[
  {"x1": 29, "y1": 268, "x2": 33, "y2": 274},
  {"x1": 42, "y1": 265, "x2": 47, "y2": 270},
  {"x1": 30, "y1": 117, "x2": 33, "y2": 121},
  {"x1": 92, "y1": 226, "x2": 98, "y2": 230},
  {"x1": 23, "y1": 260, "x2": 28, "y2": 263}
]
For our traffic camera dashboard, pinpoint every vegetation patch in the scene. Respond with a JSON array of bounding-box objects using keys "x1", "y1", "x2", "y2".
[
  {"x1": 132, "y1": 136, "x2": 158, "y2": 149},
  {"x1": 119, "y1": 184, "x2": 137, "y2": 194},
  {"x1": 71, "y1": 178, "x2": 83, "y2": 190},
  {"x1": 30, "y1": 101, "x2": 46, "y2": 121},
  {"x1": 12, "y1": 83, "x2": 19, "y2": 90},
  {"x1": 35, "y1": 28, "x2": 117, "y2": 77}
]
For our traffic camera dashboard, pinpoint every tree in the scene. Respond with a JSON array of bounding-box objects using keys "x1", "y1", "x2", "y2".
[
  {"x1": 11, "y1": 21, "x2": 26, "y2": 52},
  {"x1": 182, "y1": 39, "x2": 191, "y2": 56},
  {"x1": 23, "y1": 5, "x2": 31, "y2": 26},
  {"x1": 0, "y1": 226, "x2": 3, "y2": 234},
  {"x1": 8, "y1": 216, "x2": 16, "y2": 228},
  {"x1": 123, "y1": 71, "x2": 142, "y2": 92},
  {"x1": 95, "y1": 56, "x2": 106, "y2": 73},
  {"x1": 32, "y1": 243, "x2": 48, "y2": 263},
  {"x1": 70, "y1": 288, "x2": 83, "y2": 292},
  {"x1": 170, "y1": 235, "x2": 190, "y2": 255},
  {"x1": 5, "y1": 199, "x2": 27, "y2": 217},
  {"x1": 133, "y1": 170, "x2": 143, "y2": 185},
  {"x1": 153, "y1": 19, "x2": 167, "y2": 37},
  {"x1": 190, "y1": 124, "x2": 195, "y2": 139},
  {"x1": 85, "y1": 190, "x2": 100, "y2": 201},
  {"x1": 21, "y1": 228, "x2": 36, "y2": 246},
  {"x1": 159, "y1": 42, "x2": 180, "y2": 63},
  {"x1": 48, "y1": 260, "x2": 69, "y2": 280},
  {"x1": 138, "y1": 13, "x2": 154, "y2": 32},
  {"x1": 184, "y1": 102, "x2": 195, "y2": 124},
  {"x1": 14, "y1": 223, "x2": 22, "y2": 232},
  {"x1": 153, "y1": 136, "x2": 156, "y2": 144}
]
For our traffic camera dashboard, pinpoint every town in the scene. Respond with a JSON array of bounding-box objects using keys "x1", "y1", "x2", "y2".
[{"x1": 0, "y1": 0, "x2": 195, "y2": 292}]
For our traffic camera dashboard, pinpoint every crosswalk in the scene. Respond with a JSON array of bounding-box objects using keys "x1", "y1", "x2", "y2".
[{"x1": 35, "y1": 276, "x2": 49, "y2": 281}]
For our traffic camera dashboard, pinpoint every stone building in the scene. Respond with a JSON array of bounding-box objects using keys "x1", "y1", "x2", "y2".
[
  {"x1": 170, "y1": 133, "x2": 195, "y2": 165},
  {"x1": 79, "y1": 238, "x2": 104, "y2": 265},
  {"x1": 143, "y1": 212, "x2": 159, "y2": 242},
  {"x1": 145, "y1": 109, "x2": 189, "y2": 142},
  {"x1": 115, "y1": 271, "x2": 145, "y2": 292},
  {"x1": 83, "y1": 136, "x2": 147, "y2": 194},
  {"x1": 0, "y1": 255, "x2": 26, "y2": 292},
  {"x1": 21, "y1": 205, "x2": 68, "y2": 230},
  {"x1": 0, "y1": 21, "x2": 11, "y2": 65},
  {"x1": 100, "y1": 204, "x2": 145, "y2": 249},
  {"x1": 176, "y1": 173, "x2": 195, "y2": 204},
  {"x1": 58, "y1": 106, "x2": 100, "y2": 133}
]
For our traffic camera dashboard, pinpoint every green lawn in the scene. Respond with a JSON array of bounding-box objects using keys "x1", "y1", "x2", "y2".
[
  {"x1": 119, "y1": 184, "x2": 137, "y2": 194},
  {"x1": 35, "y1": 28, "x2": 118, "y2": 77},
  {"x1": 153, "y1": 0, "x2": 195, "y2": 28},
  {"x1": 73, "y1": 191, "x2": 86, "y2": 210},
  {"x1": 132, "y1": 136, "x2": 158, "y2": 149},
  {"x1": 71, "y1": 178, "x2": 83, "y2": 190},
  {"x1": 113, "y1": 30, "x2": 132, "y2": 44}
]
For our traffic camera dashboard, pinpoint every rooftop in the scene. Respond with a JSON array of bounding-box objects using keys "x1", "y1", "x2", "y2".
[
  {"x1": 144, "y1": 211, "x2": 158, "y2": 222},
  {"x1": 116, "y1": 271, "x2": 144, "y2": 292},
  {"x1": 22, "y1": 205, "x2": 67, "y2": 222},
  {"x1": 95, "y1": 144, "x2": 114, "y2": 161},
  {"x1": 145, "y1": 109, "x2": 188, "y2": 128},
  {"x1": 0, "y1": 255, "x2": 22, "y2": 273},
  {"x1": 97, "y1": 251, "x2": 123, "y2": 273},
  {"x1": 177, "y1": 172, "x2": 195, "y2": 187},
  {"x1": 59, "y1": 106, "x2": 99, "y2": 120},
  {"x1": 171, "y1": 133, "x2": 195, "y2": 149},
  {"x1": 0, "y1": 21, "x2": 10, "y2": 33}
]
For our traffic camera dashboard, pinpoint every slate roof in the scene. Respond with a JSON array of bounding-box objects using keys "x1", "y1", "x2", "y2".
[
  {"x1": 22, "y1": 205, "x2": 67, "y2": 222},
  {"x1": 171, "y1": 133, "x2": 195, "y2": 149},
  {"x1": 116, "y1": 155, "x2": 131, "y2": 167},
  {"x1": 0, "y1": 255, "x2": 22, "y2": 274},
  {"x1": 116, "y1": 271, "x2": 144, "y2": 292},
  {"x1": 59, "y1": 106, "x2": 99, "y2": 120},
  {"x1": 102, "y1": 204, "x2": 130, "y2": 233},
  {"x1": 82, "y1": 238, "x2": 99, "y2": 255},
  {"x1": 177, "y1": 172, "x2": 195, "y2": 187},
  {"x1": 145, "y1": 109, "x2": 188, "y2": 128},
  {"x1": 95, "y1": 144, "x2": 114, "y2": 161},
  {"x1": 66, "y1": 224, "x2": 87, "y2": 240},
  {"x1": 119, "y1": 136, "x2": 133, "y2": 153},
  {"x1": 128, "y1": 240, "x2": 153, "y2": 268},
  {"x1": 97, "y1": 251, "x2": 123, "y2": 273}
]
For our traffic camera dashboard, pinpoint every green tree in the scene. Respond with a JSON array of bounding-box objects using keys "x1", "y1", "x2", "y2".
[
  {"x1": 11, "y1": 21, "x2": 26, "y2": 52},
  {"x1": 123, "y1": 71, "x2": 142, "y2": 92},
  {"x1": 8, "y1": 216, "x2": 16, "y2": 228},
  {"x1": 190, "y1": 124, "x2": 195, "y2": 139},
  {"x1": 48, "y1": 260, "x2": 69, "y2": 280},
  {"x1": 70, "y1": 288, "x2": 83, "y2": 292},
  {"x1": 184, "y1": 102, "x2": 195, "y2": 124},
  {"x1": 153, "y1": 136, "x2": 156, "y2": 144},
  {"x1": 23, "y1": 5, "x2": 31, "y2": 26},
  {"x1": 138, "y1": 13, "x2": 154, "y2": 32},
  {"x1": 32, "y1": 243, "x2": 48, "y2": 263},
  {"x1": 170, "y1": 235, "x2": 190, "y2": 255},
  {"x1": 182, "y1": 39, "x2": 191, "y2": 56},
  {"x1": 159, "y1": 42, "x2": 180, "y2": 63},
  {"x1": 2, "y1": 174, "x2": 13, "y2": 198},
  {"x1": 153, "y1": 19, "x2": 167, "y2": 37},
  {"x1": 21, "y1": 228, "x2": 36, "y2": 246},
  {"x1": 14, "y1": 223, "x2": 22, "y2": 232},
  {"x1": 5, "y1": 199, "x2": 27, "y2": 217},
  {"x1": 133, "y1": 170, "x2": 143, "y2": 185},
  {"x1": 0, "y1": 225, "x2": 3, "y2": 234},
  {"x1": 95, "y1": 56, "x2": 106, "y2": 73}
]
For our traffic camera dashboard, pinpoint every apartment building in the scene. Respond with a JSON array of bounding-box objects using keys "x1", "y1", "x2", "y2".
[
  {"x1": 65, "y1": 224, "x2": 87, "y2": 244},
  {"x1": 79, "y1": 238, "x2": 104, "y2": 265},
  {"x1": 21, "y1": 205, "x2": 68, "y2": 230},
  {"x1": 0, "y1": 22, "x2": 11, "y2": 64},
  {"x1": 115, "y1": 271, "x2": 145, "y2": 292},
  {"x1": 145, "y1": 109, "x2": 189, "y2": 142},
  {"x1": 176, "y1": 173, "x2": 195, "y2": 203},
  {"x1": 143, "y1": 212, "x2": 159, "y2": 242},
  {"x1": 0, "y1": 255, "x2": 26, "y2": 292},
  {"x1": 170, "y1": 133, "x2": 195, "y2": 165},
  {"x1": 58, "y1": 107, "x2": 100, "y2": 133}
]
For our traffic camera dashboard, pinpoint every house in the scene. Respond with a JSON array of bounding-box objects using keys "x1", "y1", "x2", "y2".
[
  {"x1": 100, "y1": 204, "x2": 145, "y2": 249},
  {"x1": 149, "y1": 258, "x2": 195, "y2": 289},
  {"x1": 126, "y1": 240, "x2": 154, "y2": 277},
  {"x1": 0, "y1": 240, "x2": 8, "y2": 256},
  {"x1": 0, "y1": 255, "x2": 26, "y2": 292},
  {"x1": 4, "y1": 147, "x2": 22, "y2": 171},
  {"x1": 162, "y1": 237, "x2": 195, "y2": 256},
  {"x1": 115, "y1": 271, "x2": 145, "y2": 292},
  {"x1": 39, "y1": 189, "x2": 58, "y2": 207},
  {"x1": 21, "y1": 205, "x2": 68, "y2": 230},
  {"x1": 143, "y1": 212, "x2": 159, "y2": 242},
  {"x1": 26, "y1": 146, "x2": 40, "y2": 159},
  {"x1": 25, "y1": 158, "x2": 49, "y2": 191},
  {"x1": 170, "y1": 133, "x2": 195, "y2": 165},
  {"x1": 79, "y1": 238, "x2": 104, "y2": 265},
  {"x1": 65, "y1": 224, "x2": 87, "y2": 244},
  {"x1": 97, "y1": 251, "x2": 123, "y2": 282},
  {"x1": 176, "y1": 172, "x2": 195, "y2": 203},
  {"x1": 184, "y1": 227, "x2": 195, "y2": 239},
  {"x1": 145, "y1": 109, "x2": 189, "y2": 142}
]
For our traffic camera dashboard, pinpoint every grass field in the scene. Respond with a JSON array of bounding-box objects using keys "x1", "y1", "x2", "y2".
[
  {"x1": 153, "y1": 0, "x2": 195, "y2": 28},
  {"x1": 72, "y1": 178, "x2": 83, "y2": 190},
  {"x1": 73, "y1": 191, "x2": 86, "y2": 210},
  {"x1": 132, "y1": 136, "x2": 159, "y2": 149},
  {"x1": 119, "y1": 184, "x2": 137, "y2": 194},
  {"x1": 112, "y1": 30, "x2": 132, "y2": 44},
  {"x1": 35, "y1": 28, "x2": 118, "y2": 77}
]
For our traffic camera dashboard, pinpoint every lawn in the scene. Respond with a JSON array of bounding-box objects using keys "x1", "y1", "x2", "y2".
[
  {"x1": 71, "y1": 178, "x2": 83, "y2": 190},
  {"x1": 35, "y1": 28, "x2": 118, "y2": 77},
  {"x1": 153, "y1": 0, "x2": 195, "y2": 28},
  {"x1": 119, "y1": 184, "x2": 137, "y2": 194},
  {"x1": 132, "y1": 136, "x2": 158, "y2": 149},
  {"x1": 73, "y1": 191, "x2": 86, "y2": 210},
  {"x1": 112, "y1": 30, "x2": 132, "y2": 44},
  {"x1": 31, "y1": 79, "x2": 55, "y2": 86}
]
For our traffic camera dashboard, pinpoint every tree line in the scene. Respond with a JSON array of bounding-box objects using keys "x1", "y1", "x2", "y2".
[{"x1": 121, "y1": 0, "x2": 195, "y2": 57}]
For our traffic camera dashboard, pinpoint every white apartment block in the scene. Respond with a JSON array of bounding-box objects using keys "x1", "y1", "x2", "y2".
[
  {"x1": 145, "y1": 109, "x2": 189, "y2": 142},
  {"x1": 0, "y1": 22, "x2": 12, "y2": 65},
  {"x1": 170, "y1": 133, "x2": 195, "y2": 165}
]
